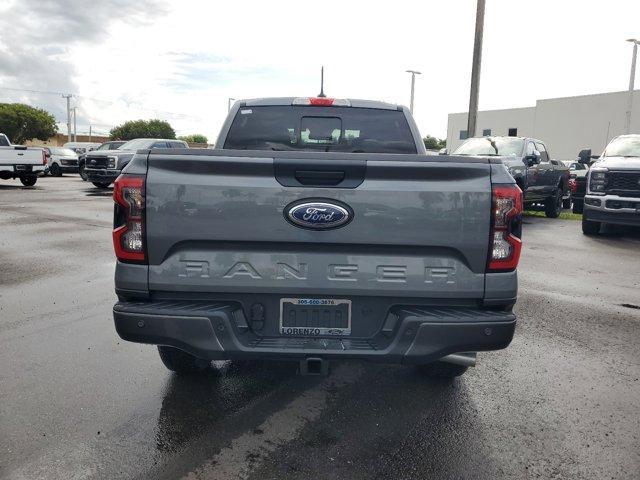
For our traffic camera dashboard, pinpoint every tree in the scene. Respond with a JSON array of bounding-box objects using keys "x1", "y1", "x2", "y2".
[
  {"x1": 109, "y1": 119, "x2": 175, "y2": 140},
  {"x1": 0, "y1": 103, "x2": 57, "y2": 145},
  {"x1": 423, "y1": 135, "x2": 446, "y2": 151},
  {"x1": 178, "y1": 134, "x2": 208, "y2": 144}
]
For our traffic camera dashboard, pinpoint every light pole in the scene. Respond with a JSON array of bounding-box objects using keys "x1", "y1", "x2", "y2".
[
  {"x1": 466, "y1": 0, "x2": 486, "y2": 139},
  {"x1": 72, "y1": 107, "x2": 77, "y2": 141},
  {"x1": 625, "y1": 38, "x2": 639, "y2": 134},
  {"x1": 228, "y1": 97, "x2": 236, "y2": 112},
  {"x1": 405, "y1": 70, "x2": 421, "y2": 113},
  {"x1": 62, "y1": 94, "x2": 73, "y2": 142}
]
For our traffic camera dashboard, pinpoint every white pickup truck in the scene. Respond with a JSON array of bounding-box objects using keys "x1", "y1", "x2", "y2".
[{"x1": 0, "y1": 133, "x2": 46, "y2": 186}]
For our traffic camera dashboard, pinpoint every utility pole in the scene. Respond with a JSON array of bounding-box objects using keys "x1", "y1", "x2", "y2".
[
  {"x1": 72, "y1": 107, "x2": 77, "y2": 141},
  {"x1": 89, "y1": 125, "x2": 92, "y2": 142},
  {"x1": 466, "y1": 0, "x2": 486, "y2": 138},
  {"x1": 405, "y1": 70, "x2": 421, "y2": 113},
  {"x1": 625, "y1": 38, "x2": 639, "y2": 134},
  {"x1": 62, "y1": 94, "x2": 73, "y2": 142},
  {"x1": 227, "y1": 97, "x2": 235, "y2": 112}
]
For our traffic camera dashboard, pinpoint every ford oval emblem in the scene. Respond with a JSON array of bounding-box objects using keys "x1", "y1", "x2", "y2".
[{"x1": 285, "y1": 200, "x2": 353, "y2": 230}]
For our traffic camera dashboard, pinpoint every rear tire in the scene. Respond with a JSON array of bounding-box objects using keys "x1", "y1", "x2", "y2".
[
  {"x1": 562, "y1": 197, "x2": 571, "y2": 209},
  {"x1": 158, "y1": 346, "x2": 210, "y2": 374},
  {"x1": 50, "y1": 163, "x2": 62, "y2": 177},
  {"x1": 19, "y1": 175, "x2": 37, "y2": 187},
  {"x1": 544, "y1": 188, "x2": 562, "y2": 218},
  {"x1": 79, "y1": 165, "x2": 88, "y2": 181},
  {"x1": 92, "y1": 181, "x2": 111, "y2": 188},
  {"x1": 417, "y1": 361, "x2": 468, "y2": 379},
  {"x1": 582, "y1": 217, "x2": 601, "y2": 235}
]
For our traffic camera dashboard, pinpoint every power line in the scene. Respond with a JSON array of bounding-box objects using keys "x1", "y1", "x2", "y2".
[{"x1": 0, "y1": 86, "x2": 204, "y2": 120}]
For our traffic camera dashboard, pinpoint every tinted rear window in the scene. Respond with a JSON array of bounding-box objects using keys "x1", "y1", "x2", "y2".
[{"x1": 223, "y1": 106, "x2": 417, "y2": 154}]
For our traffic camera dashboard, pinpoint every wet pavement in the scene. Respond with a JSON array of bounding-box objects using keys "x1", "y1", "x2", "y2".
[{"x1": 1, "y1": 175, "x2": 639, "y2": 479}]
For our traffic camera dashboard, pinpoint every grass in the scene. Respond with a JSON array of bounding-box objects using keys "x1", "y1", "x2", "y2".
[{"x1": 523, "y1": 210, "x2": 582, "y2": 221}]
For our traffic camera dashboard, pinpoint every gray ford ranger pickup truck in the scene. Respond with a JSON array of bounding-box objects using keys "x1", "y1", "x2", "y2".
[
  {"x1": 582, "y1": 134, "x2": 640, "y2": 234},
  {"x1": 112, "y1": 97, "x2": 522, "y2": 378}
]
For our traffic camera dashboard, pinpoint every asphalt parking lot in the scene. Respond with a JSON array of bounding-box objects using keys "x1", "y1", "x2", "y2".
[{"x1": 1, "y1": 175, "x2": 639, "y2": 480}]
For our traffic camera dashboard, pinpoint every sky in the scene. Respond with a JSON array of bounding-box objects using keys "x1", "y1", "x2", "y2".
[{"x1": 1, "y1": 0, "x2": 639, "y2": 143}]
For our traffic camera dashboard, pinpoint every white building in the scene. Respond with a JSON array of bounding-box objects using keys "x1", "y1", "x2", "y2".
[{"x1": 446, "y1": 89, "x2": 640, "y2": 159}]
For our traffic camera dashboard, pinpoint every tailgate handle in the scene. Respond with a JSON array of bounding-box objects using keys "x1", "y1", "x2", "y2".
[{"x1": 294, "y1": 170, "x2": 345, "y2": 186}]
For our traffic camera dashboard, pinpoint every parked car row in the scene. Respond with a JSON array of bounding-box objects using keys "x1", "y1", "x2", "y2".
[{"x1": 0, "y1": 135, "x2": 188, "y2": 189}]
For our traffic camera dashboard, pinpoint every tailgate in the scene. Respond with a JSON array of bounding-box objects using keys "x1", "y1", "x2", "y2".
[
  {"x1": 0, "y1": 146, "x2": 43, "y2": 166},
  {"x1": 145, "y1": 151, "x2": 492, "y2": 299}
]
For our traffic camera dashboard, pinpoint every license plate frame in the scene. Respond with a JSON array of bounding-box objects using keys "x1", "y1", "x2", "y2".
[{"x1": 279, "y1": 298, "x2": 351, "y2": 336}]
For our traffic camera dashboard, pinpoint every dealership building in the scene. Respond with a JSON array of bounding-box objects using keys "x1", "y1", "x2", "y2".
[{"x1": 446, "y1": 89, "x2": 640, "y2": 160}]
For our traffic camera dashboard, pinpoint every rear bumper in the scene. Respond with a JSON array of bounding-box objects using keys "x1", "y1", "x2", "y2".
[
  {"x1": 84, "y1": 167, "x2": 120, "y2": 183},
  {"x1": 113, "y1": 300, "x2": 516, "y2": 365}
]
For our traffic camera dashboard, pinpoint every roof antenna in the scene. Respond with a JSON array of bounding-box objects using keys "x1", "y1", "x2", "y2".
[{"x1": 317, "y1": 66, "x2": 326, "y2": 97}]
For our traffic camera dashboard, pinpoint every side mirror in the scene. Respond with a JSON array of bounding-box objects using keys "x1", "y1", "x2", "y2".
[
  {"x1": 524, "y1": 151, "x2": 541, "y2": 167},
  {"x1": 578, "y1": 149, "x2": 592, "y2": 164}
]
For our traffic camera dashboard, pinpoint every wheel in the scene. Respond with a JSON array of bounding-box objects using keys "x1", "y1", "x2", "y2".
[
  {"x1": 79, "y1": 165, "x2": 88, "y2": 181},
  {"x1": 582, "y1": 217, "x2": 601, "y2": 235},
  {"x1": 417, "y1": 361, "x2": 468, "y2": 379},
  {"x1": 19, "y1": 175, "x2": 37, "y2": 187},
  {"x1": 158, "y1": 346, "x2": 210, "y2": 374},
  {"x1": 562, "y1": 197, "x2": 571, "y2": 209},
  {"x1": 572, "y1": 202, "x2": 583, "y2": 214},
  {"x1": 544, "y1": 188, "x2": 562, "y2": 218},
  {"x1": 49, "y1": 163, "x2": 62, "y2": 177},
  {"x1": 92, "y1": 181, "x2": 111, "y2": 188}
]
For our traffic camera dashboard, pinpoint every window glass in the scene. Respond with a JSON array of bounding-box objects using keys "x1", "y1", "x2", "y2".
[
  {"x1": 459, "y1": 130, "x2": 468, "y2": 140},
  {"x1": 482, "y1": 128, "x2": 491, "y2": 136},
  {"x1": 453, "y1": 137, "x2": 524, "y2": 156},
  {"x1": 119, "y1": 139, "x2": 156, "y2": 150},
  {"x1": 535, "y1": 142, "x2": 549, "y2": 162},
  {"x1": 300, "y1": 117, "x2": 342, "y2": 145},
  {"x1": 603, "y1": 136, "x2": 640, "y2": 157},
  {"x1": 152, "y1": 142, "x2": 168, "y2": 149},
  {"x1": 508, "y1": 128, "x2": 518, "y2": 136},
  {"x1": 224, "y1": 106, "x2": 417, "y2": 154},
  {"x1": 525, "y1": 142, "x2": 535, "y2": 156}
]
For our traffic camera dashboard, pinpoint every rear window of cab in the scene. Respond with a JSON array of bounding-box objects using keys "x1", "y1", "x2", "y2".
[{"x1": 223, "y1": 105, "x2": 417, "y2": 154}]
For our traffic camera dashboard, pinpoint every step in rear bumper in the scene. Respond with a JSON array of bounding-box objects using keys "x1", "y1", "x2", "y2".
[{"x1": 113, "y1": 300, "x2": 516, "y2": 365}]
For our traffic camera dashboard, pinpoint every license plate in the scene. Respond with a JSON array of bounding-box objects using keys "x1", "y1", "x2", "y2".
[{"x1": 279, "y1": 298, "x2": 351, "y2": 336}]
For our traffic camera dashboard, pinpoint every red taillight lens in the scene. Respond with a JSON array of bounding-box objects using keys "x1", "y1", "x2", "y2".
[
  {"x1": 569, "y1": 177, "x2": 577, "y2": 193},
  {"x1": 42, "y1": 150, "x2": 47, "y2": 165},
  {"x1": 309, "y1": 97, "x2": 334, "y2": 106},
  {"x1": 113, "y1": 175, "x2": 145, "y2": 262},
  {"x1": 487, "y1": 184, "x2": 523, "y2": 272}
]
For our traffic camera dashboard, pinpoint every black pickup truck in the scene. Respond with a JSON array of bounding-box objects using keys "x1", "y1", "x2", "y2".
[{"x1": 453, "y1": 136, "x2": 570, "y2": 217}]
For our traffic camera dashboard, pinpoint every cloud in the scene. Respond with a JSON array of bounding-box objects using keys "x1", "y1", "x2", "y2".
[{"x1": 0, "y1": 0, "x2": 167, "y2": 134}]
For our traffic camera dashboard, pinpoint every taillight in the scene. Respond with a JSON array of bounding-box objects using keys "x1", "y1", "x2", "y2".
[
  {"x1": 113, "y1": 175, "x2": 146, "y2": 262},
  {"x1": 569, "y1": 177, "x2": 577, "y2": 193},
  {"x1": 42, "y1": 150, "x2": 47, "y2": 165},
  {"x1": 487, "y1": 184, "x2": 523, "y2": 272}
]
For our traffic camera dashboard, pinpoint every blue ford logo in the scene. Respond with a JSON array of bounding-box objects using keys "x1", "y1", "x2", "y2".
[{"x1": 285, "y1": 200, "x2": 352, "y2": 230}]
